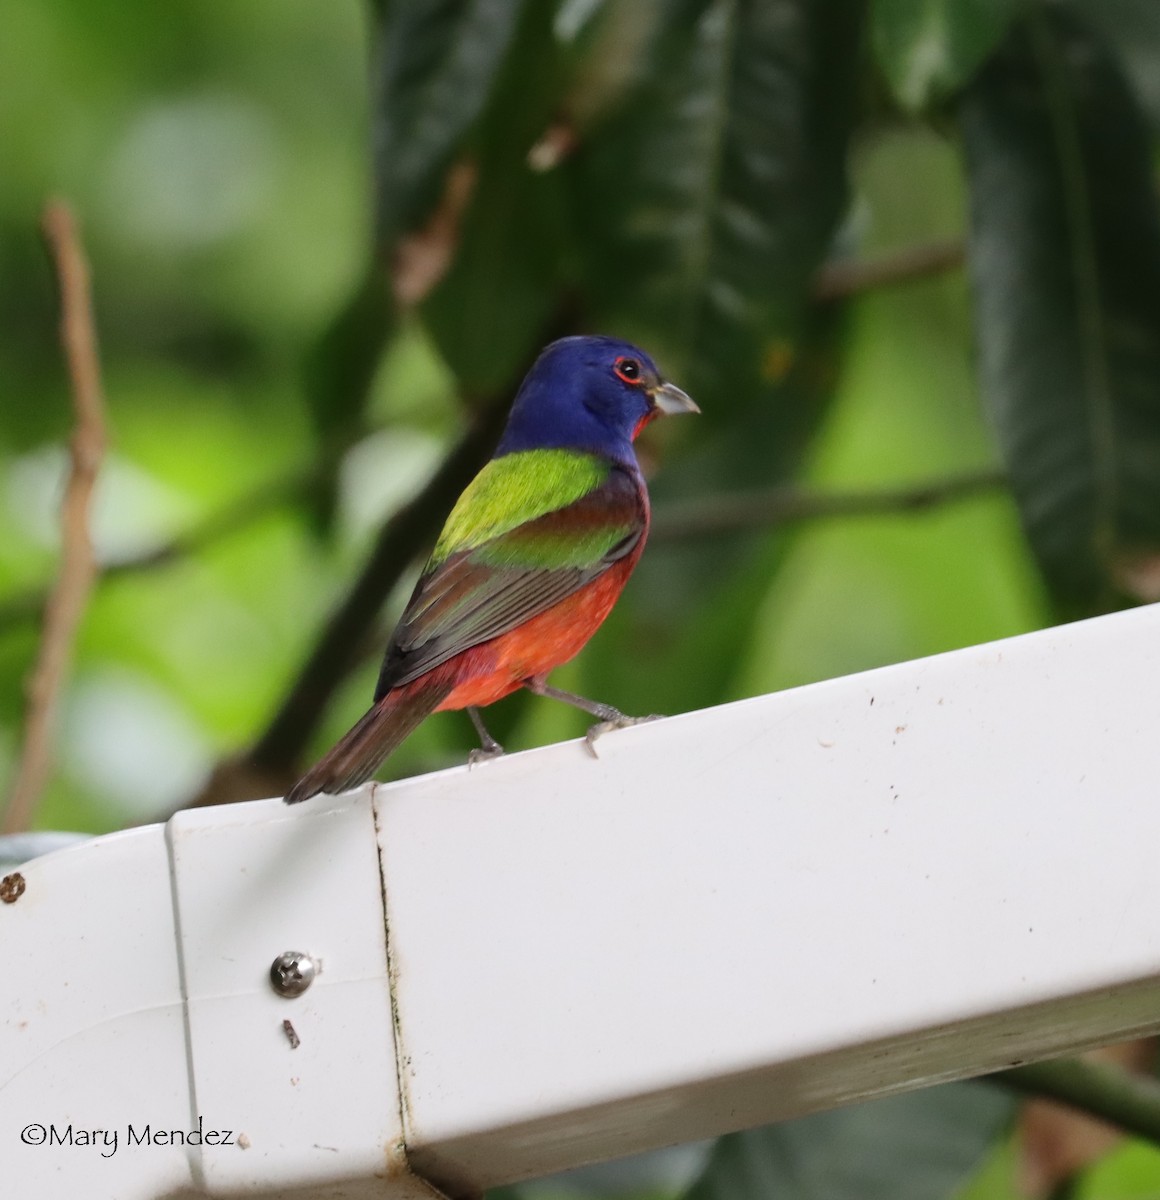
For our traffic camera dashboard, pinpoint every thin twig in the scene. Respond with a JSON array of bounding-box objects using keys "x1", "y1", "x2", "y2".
[
  {"x1": 0, "y1": 464, "x2": 1007, "y2": 635},
  {"x1": 0, "y1": 430, "x2": 361, "y2": 632},
  {"x1": 813, "y1": 236, "x2": 965, "y2": 302},
  {"x1": 0, "y1": 472, "x2": 309, "y2": 624},
  {"x1": 109, "y1": 472, "x2": 311, "y2": 573},
  {"x1": 994, "y1": 1057, "x2": 1160, "y2": 1148},
  {"x1": 3, "y1": 203, "x2": 107, "y2": 834},
  {"x1": 188, "y1": 463, "x2": 1004, "y2": 805},
  {"x1": 0, "y1": 237, "x2": 972, "y2": 634},
  {"x1": 650, "y1": 467, "x2": 1006, "y2": 541}
]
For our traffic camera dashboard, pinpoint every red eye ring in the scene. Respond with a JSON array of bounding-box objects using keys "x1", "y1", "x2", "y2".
[{"x1": 614, "y1": 356, "x2": 643, "y2": 385}]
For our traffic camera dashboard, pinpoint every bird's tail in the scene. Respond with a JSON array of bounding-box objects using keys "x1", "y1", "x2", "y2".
[{"x1": 284, "y1": 683, "x2": 451, "y2": 805}]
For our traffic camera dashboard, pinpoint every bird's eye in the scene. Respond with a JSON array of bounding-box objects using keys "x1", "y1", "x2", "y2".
[{"x1": 614, "y1": 357, "x2": 642, "y2": 385}]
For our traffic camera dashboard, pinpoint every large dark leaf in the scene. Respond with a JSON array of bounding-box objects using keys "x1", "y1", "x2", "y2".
[
  {"x1": 547, "y1": 0, "x2": 863, "y2": 656},
  {"x1": 679, "y1": 1084, "x2": 1014, "y2": 1200},
  {"x1": 873, "y1": 0, "x2": 1019, "y2": 112},
  {"x1": 306, "y1": 1, "x2": 529, "y2": 449},
  {"x1": 490, "y1": 1086, "x2": 1012, "y2": 1200},
  {"x1": 420, "y1": 2, "x2": 569, "y2": 396},
  {"x1": 1070, "y1": 0, "x2": 1160, "y2": 129},
  {"x1": 372, "y1": 0, "x2": 530, "y2": 245},
  {"x1": 960, "y1": 8, "x2": 1160, "y2": 607},
  {"x1": 568, "y1": 0, "x2": 864, "y2": 474}
]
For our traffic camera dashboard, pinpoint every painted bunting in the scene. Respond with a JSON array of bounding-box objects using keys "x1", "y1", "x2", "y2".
[{"x1": 285, "y1": 335, "x2": 697, "y2": 804}]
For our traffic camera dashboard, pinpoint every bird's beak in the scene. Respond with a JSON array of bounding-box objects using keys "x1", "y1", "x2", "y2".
[{"x1": 649, "y1": 381, "x2": 699, "y2": 415}]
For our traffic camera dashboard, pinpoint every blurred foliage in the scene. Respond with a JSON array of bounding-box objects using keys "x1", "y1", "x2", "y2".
[
  {"x1": 5, "y1": 0, "x2": 1160, "y2": 1196},
  {"x1": 874, "y1": 0, "x2": 1019, "y2": 111},
  {"x1": 680, "y1": 1086, "x2": 1015, "y2": 1200},
  {"x1": 962, "y1": 5, "x2": 1160, "y2": 610}
]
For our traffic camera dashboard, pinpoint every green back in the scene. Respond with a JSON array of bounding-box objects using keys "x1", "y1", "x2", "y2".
[{"x1": 432, "y1": 449, "x2": 612, "y2": 564}]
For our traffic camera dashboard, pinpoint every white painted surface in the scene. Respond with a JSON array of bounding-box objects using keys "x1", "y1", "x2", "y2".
[
  {"x1": 2, "y1": 795, "x2": 432, "y2": 1199},
  {"x1": 167, "y1": 793, "x2": 423, "y2": 1197},
  {"x1": 375, "y1": 603, "x2": 1160, "y2": 1190},
  {"x1": 2, "y1": 827, "x2": 195, "y2": 1196},
  {"x1": 4, "y1": 605, "x2": 1160, "y2": 1196}
]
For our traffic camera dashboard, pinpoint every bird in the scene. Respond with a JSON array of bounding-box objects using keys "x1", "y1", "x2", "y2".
[{"x1": 284, "y1": 334, "x2": 698, "y2": 804}]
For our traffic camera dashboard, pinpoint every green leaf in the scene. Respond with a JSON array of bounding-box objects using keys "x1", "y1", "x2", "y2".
[
  {"x1": 1075, "y1": 1138, "x2": 1160, "y2": 1200},
  {"x1": 960, "y1": 8, "x2": 1160, "y2": 608},
  {"x1": 1070, "y1": 0, "x2": 1160, "y2": 129},
  {"x1": 568, "y1": 0, "x2": 864, "y2": 475},
  {"x1": 420, "y1": 1, "x2": 569, "y2": 395},
  {"x1": 372, "y1": 0, "x2": 530, "y2": 244},
  {"x1": 309, "y1": 1, "x2": 529, "y2": 483},
  {"x1": 680, "y1": 1084, "x2": 1014, "y2": 1200},
  {"x1": 873, "y1": 0, "x2": 1019, "y2": 112}
]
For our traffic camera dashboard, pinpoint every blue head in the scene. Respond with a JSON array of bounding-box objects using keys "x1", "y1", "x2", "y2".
[{"x1": 495, "y1": 336, "x2": 697, "y2": 465}]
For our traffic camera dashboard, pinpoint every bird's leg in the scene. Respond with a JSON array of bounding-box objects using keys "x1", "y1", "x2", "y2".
[
  {"x1": 524, "y1": 679, "x2": 662, "y2": 758},
  {"x1": 466, "y1": 706, "x2": 505, "y2": 766}
]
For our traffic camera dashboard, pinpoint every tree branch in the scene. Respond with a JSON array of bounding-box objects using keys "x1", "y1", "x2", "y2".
[
  {"x1": 0, "y1": 236, "x2": 974, "y2": 636},
  {"x1": 181, "y1": 409, "x2": 509, "y2": 809},
  {"x1": 182, "y1": 404, "x2": 508, "y2": 809},
  {"x1": 0, "y1": 464, "x2": 1007, "y2": 635},
  {"x1": 812, "y1": 236, "x2": 965, "y2": 302},
  {"x1": 3, "y1": 202, "x2": 107, "y2": 834},
  {"x1": 179, "y1": 462, "x2": 1005, "y2": 807},
  {"x1": 0, "y1": 269, "x2": 395, "y2": 635},
  {"x1": 993, "y1": 1057, "x2": 1160, "y2": 1148},
  {"x1": 0, "y1": 469, "x2": 318, "y2": 630},
  {"x1": 244, "y1": 401, "x2": 509, "y2": 777},
  {"x1": 2, "y1": 454, "x2": 1009, "y2": 807},
  {"x1": 650, "y1": 467, "x2": 1006, "y2": 541}
]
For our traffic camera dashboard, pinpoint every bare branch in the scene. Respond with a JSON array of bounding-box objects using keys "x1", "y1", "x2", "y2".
[
  {"x1": 179, "y1": 399, "x2": 509, "y2": 809},
  {"x1": 181, "y1": 461, "x2": 1005, "y2": 807},
  {"x1": 0, "y1": 235, "x2": 972, "y2": 635},
  {"x1": 3, "y1": 202, "x2": 107, "y2": 834},
  {"x1": 813, "y1": 237, "x2": 965, "y2": 302},
  {"x1": 994, "y1": 1056, "x2": 1160, "y2": 1149},
  {"x1": 0, "y1": 427, "x2": 350, "y2": 632},
  {"x1": 243, "y1": 402, "x2": 508, "y2": 781},
  {"x1": 650, "y1": 467, "x2": 1006, "y2": 541},
  {"x1": 182, "y1": 404, "x2": 507, "y2": 809}
]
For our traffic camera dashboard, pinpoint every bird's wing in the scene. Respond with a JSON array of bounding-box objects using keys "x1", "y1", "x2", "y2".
[{"x1": 375, "y1": 454, "x2": 645, "y2": 696}]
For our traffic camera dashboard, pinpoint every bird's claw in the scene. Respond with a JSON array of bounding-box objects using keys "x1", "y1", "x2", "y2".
[
  {"x1": 467, "y1": 743, "x2": 505, "y2": 768},
  {"x1": 583, "y1": 714, "x2": 664, "y2": 758}
]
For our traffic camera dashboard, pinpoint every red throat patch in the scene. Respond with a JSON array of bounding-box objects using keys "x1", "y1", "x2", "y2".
[{"x1": 632, "y1": 408, "x2": 660, "y2": 440}]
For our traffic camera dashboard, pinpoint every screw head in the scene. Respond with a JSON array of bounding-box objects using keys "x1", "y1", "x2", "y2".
[{"x1": 269, "y1": 950, "x2": 317, "y2": 998}]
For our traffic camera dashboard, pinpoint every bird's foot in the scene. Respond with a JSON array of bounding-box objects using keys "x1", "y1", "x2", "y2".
[
  {"x1": 467, "y1": 742, "x2": 505, "y2": 768},
  {"x1": 584, "y1": 713, "x2": 663, "y2": 758},
  {"x1": 466, "y1": 706, "x2": 504, "y2": 768}
]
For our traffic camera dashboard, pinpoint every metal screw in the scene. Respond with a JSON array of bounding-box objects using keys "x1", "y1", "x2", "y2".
[{"x1": 269, "y1": 950, "x2": 317, "y2": 998}]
